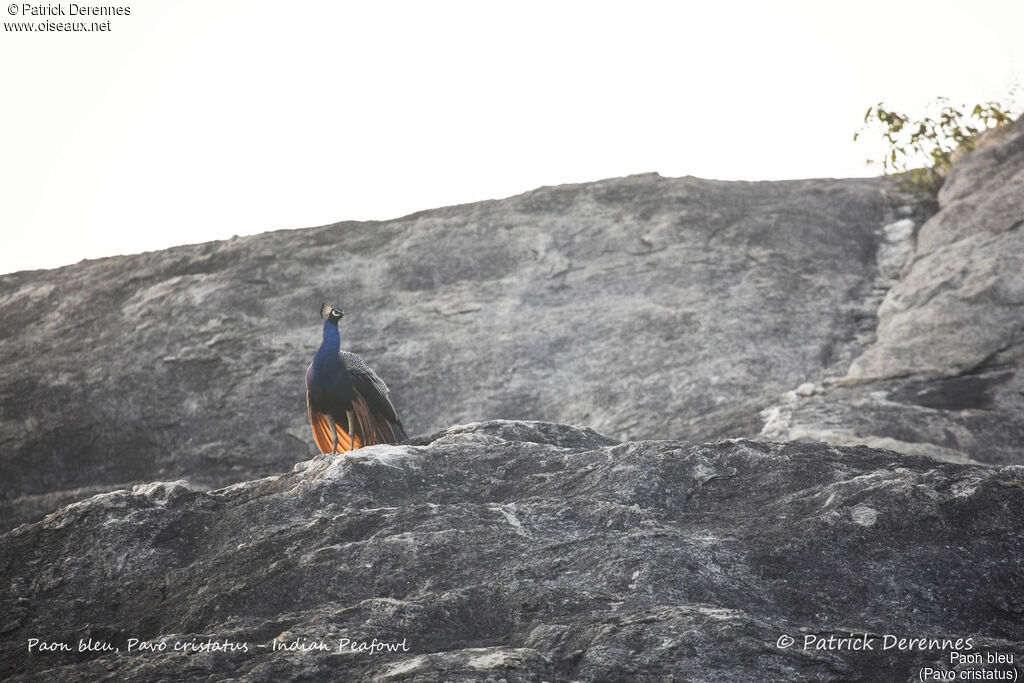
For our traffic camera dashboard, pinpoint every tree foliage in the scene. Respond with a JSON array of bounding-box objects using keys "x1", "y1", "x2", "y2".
[{"x1": 854, "y1": 92, "x2": 1021, "y2": 194}]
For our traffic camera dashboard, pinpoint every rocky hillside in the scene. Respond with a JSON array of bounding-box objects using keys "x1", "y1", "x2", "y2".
[
  {"x1": 0, "y1": 117, "x2": 1021, "y2": 680},
  {"x1": 5, "y1": 114, "x2": 1024, "y2": 532},
  {"x1": 0, "y1": 134, "x2": 982, "y2": 530},
  {"x1": 2, "y1": 421, "x2": 1022, "y2": 681}
]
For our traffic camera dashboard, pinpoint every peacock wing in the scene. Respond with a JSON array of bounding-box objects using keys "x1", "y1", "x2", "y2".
[{"x1": 341, "y1": 351, "x2": 402, "y2": 424}]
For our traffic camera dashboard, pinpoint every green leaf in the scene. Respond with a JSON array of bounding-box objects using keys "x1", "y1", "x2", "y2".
[{"x1": 853, "y1": 91, "x2": 1021, "y2": 194}]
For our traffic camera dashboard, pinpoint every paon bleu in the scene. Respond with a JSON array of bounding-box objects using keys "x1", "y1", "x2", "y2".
[{"x1": 305, "y1": 303, "x2": 407, "y2": 453}]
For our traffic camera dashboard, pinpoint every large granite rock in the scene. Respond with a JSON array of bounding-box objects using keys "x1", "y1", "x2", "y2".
[
  {"x1": 764, "y1": 118, "x2": 1024, "y2": 465},
  {"x1": 0, "y1": 168, "x2": 933, "y2": 530},
  {"x1": 2, "y1": 421, "x2": 1022, "y2": 682}
]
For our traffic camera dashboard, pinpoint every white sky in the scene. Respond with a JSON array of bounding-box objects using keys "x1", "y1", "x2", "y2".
[{"x1": 1, "y1": 0, "x2": 1021, "y2": 275}]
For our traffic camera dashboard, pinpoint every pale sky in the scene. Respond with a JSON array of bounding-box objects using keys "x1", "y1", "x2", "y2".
[{"x1": 1, "y1": 1, "x2": 1021, "y2": 275}]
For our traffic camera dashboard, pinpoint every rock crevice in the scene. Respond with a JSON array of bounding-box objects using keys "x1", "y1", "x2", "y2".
[{"x1": 760, "y1": 118, "x2": 1024, "y2": 465}]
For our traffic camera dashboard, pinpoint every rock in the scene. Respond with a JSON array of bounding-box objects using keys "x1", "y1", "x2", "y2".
[
  {"x1": 851, "y1": 118, "x2": 1024, "y2": 380},
  {"x1": 925, "y1": 121, "x2": 1024, "y2": 253},
  {"x1": 848, "y1": 228, "x2": 1024, "y2": 380},
  {"x1": 768, "y1": 118, "x2": 1024, "y2": 465},
  {"x1": 2, "y1": 421, "x2": 1022, "y2": 682},
  {"x1": 0, "y1": 171, "x2": 931, "y2": 530}
]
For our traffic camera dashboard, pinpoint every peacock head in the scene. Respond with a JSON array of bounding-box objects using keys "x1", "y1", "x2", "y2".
[{"x1": 319, "y1": 303, "x2": 346, "y2": 325}]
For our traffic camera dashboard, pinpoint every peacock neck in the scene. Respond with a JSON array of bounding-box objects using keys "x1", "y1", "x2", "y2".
[
  {"x1": 314, "y1": 321, "x2": 342, "y2": 369},
  {"x1": 309, "y1": 320, "x2": 355, "y2": 405}
]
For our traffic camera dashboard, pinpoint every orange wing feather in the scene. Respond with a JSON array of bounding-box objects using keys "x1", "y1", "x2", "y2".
[
  {"x1": 335, "y1": 425, "x2": 355, "y2": 452},
  {"x1": 306, "y1": 390, "x2": 395, "y2": 454},
  {"x1": 307, "y1": 392, "x2": 354, "y2": 453}
]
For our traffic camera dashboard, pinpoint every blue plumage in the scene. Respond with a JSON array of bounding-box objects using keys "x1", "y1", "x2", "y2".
[{"x1": 305, "y1": 304, "x2": 407, "y2": 453}]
